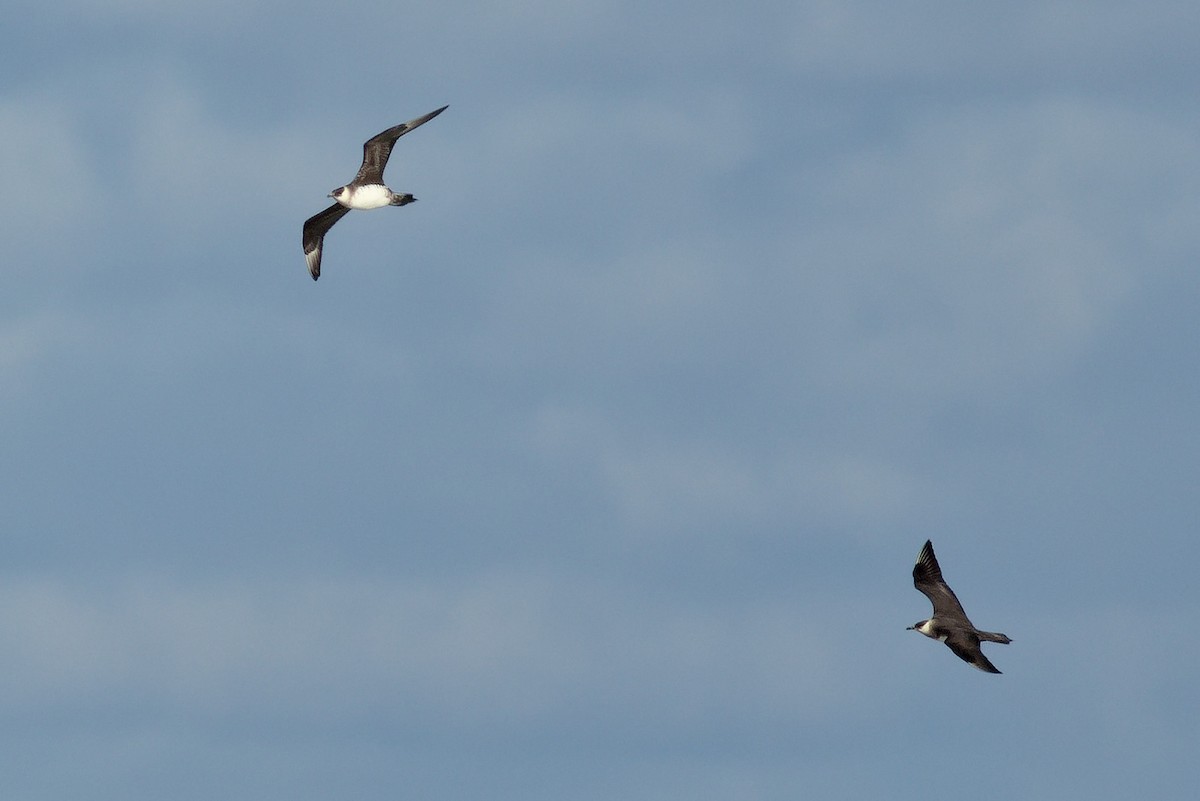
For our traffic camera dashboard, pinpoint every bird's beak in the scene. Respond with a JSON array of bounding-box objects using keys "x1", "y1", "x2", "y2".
[{"x1": 905, "y1": 625, "x2": 914, "y2": 630}]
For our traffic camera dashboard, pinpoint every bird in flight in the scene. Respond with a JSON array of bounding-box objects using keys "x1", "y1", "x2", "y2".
[
  {"x1": 907, "y1": 540, "x2": 1012, "y2": 673},
  {"x1": 302, "y1": 105, "x2": 448, "y2": 280}
]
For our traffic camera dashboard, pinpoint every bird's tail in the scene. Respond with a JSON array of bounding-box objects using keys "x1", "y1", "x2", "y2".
[
  {"x1": 390, "y1": 193, "x2": 416, "y2": 206},
  {"x1": 978, "y1": 631, "x2": 1012, "y2": 644}
]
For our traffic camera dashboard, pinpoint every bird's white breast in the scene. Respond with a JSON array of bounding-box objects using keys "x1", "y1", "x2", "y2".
[
  {"x1": 917, "y1": 620, "x2": 945, "y2": 640},
  {"x1": 341, "y1": 184, "x2": 392, "y2": 210}
]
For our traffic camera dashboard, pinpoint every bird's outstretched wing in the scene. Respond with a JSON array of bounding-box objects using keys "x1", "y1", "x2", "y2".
[
  {"x1": 944, "y1": 631, "x2": 1002, "y2": 674},
  {"x1": 912, "y1": 540, "x2": 970, "y2": 622},
  {"x1": 353, "y1": 105, "x2": 449, "y2": 186},
  {"x1": 302, "y1": 202, "x2": 352, "y2": 280}
]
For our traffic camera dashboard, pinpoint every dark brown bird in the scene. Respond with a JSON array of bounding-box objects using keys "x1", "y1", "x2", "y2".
[{"x1": 907, "y1": 540, "x2": 1012, "y2": 673}]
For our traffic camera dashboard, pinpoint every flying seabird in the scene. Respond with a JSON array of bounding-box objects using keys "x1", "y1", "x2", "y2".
[
  {"x1": 907, "y1": 539, "x2": 1012, "y2": 674},
  {"x1": 302, "y1": 105, "x2": 448, "y2": 280}
]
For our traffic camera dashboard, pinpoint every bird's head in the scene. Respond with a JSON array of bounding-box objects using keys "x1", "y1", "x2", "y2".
[
  {"x1": 907, "y1": 619, "x2": 927, "y2": 632},
  {"x1": 329, "y1": 187, "x2": 347, "y2": 200}
]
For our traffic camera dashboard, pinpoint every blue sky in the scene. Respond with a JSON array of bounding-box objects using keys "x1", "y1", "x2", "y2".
[{"x1": 3, "y1": 2, "x2": 1200, "y2": 799}]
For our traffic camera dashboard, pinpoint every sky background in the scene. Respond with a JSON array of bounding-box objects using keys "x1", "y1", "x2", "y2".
[{"x1": 3, "y1": 2, "x2": 1200, "y2": 799}]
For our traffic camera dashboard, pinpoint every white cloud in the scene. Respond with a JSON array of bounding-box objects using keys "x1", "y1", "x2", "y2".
[
  {"x1": 532, "y1": 402, "x2": 930, "y2": 537},
  {"x1": 0, "y1": 311, "x2": 93, "y2": 402},
  {"x1": 123, "y1": 77, "x2": 319, "y2": 228},
  {"x1": 39, "y1": 0, "x2": 256, "y2": 29},
  {"x1": 0, "y1": 98, "x2": 104, "y2": 276},
  {"x1": 781, "y1": 98, "x2": 1194, "y2": 401},
  {"x1": 0, "y1": 569, "x2": 873, "y2": 728}
]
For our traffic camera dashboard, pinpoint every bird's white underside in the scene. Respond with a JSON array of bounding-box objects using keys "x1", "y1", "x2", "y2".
[{"x1": 337, "y1": 184, "x2": 392, "y2": 210}]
